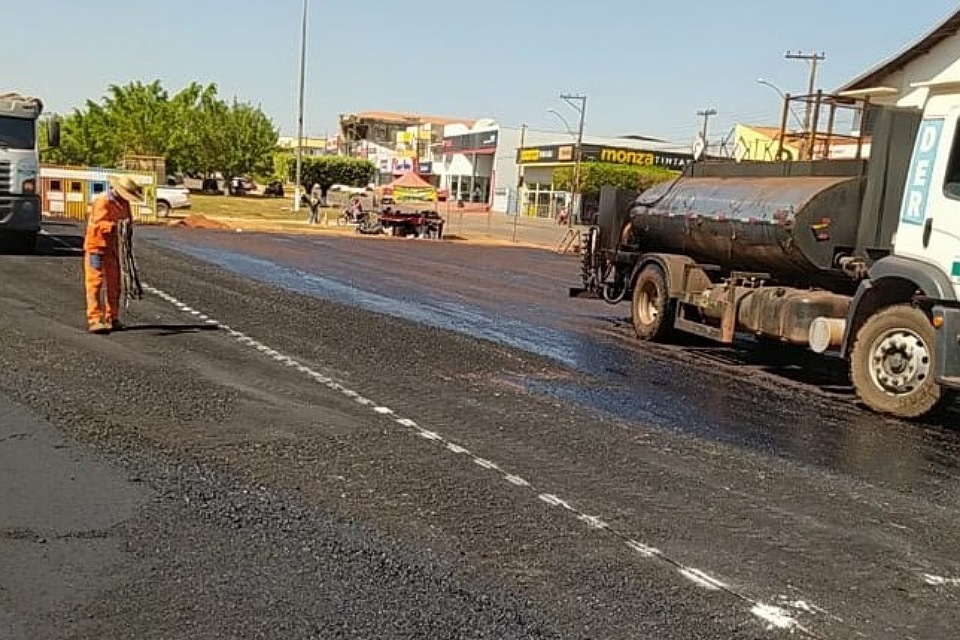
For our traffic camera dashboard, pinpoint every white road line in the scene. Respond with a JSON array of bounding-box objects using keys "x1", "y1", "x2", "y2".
[
  {"x1": 142, "y1": 282, "x2": 815, "y2": 636},
  {"x1": 922, "y1": 573, "x2": 960, "y2": 587}
]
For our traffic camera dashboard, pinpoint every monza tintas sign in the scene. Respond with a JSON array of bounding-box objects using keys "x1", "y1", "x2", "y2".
[{"x1": 517, "y1": 144, "x2": 692, "y2": 170}]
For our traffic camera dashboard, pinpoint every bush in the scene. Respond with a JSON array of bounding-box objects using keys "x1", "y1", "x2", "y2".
[
  {"x1": 552, "y1": 162, "x2": 678, "y2": 197},
  {"x1": 292, "y1": 156, "x2": 377, "y2": 189}
]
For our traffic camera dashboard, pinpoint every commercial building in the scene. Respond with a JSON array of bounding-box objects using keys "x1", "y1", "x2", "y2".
[
  {"x1": 337, "y1": 111, "x2": 476, "y2": 185},
  {"x1": 277, "y1": 136, "x2": 338, "y2": 157},
  {"x1": 434, "y1": 123, "x2": 692, "y2": 218},
  {"x1": 731, "y1": 124, "x2": 871, "y2": 162}
]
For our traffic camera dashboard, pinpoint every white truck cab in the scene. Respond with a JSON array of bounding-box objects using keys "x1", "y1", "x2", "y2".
[
  {"x1": 893, "y1": 85, "x2": 960, "y2": 299},
  {"x1": 0, "y1": 92, "x2": 58, "y2": 252}
]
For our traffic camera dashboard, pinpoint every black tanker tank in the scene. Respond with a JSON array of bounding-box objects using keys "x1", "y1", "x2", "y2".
[{"x1": 627, "y1": 160, "x2": 869, "y2": 291}]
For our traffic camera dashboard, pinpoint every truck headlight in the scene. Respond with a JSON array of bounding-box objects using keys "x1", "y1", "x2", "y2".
[{"x1": 22, "y1": 179, "x2": 35, "y2": 194}]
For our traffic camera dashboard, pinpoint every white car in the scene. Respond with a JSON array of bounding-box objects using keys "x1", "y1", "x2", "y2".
[{"x1": 156, "y1": 184, "x2": 191, "y2": 217}]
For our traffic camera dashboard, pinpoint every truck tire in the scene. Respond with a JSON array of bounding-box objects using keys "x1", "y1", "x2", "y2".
[
  {"x1": 632, "y1": 264, "x2": 674, "y2": 341},
  {"x1": 156, "y1": 200, "x2": 171, "y2": 218},
  {"x1": 849, "y1": 304, "x2": 947, "y2": 419}
]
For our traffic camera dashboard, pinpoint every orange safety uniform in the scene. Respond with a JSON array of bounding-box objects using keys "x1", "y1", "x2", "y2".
[{"x1": 84, "y1": 191, "x2": 131, "y2": 327}]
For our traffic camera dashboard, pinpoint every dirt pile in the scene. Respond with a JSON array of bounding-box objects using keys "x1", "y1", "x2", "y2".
[{"x1": 169, "y1": 214, "x2": 231, "y2": 230}]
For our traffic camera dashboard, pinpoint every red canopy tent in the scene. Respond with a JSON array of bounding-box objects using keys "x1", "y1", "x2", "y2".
[{"x1": 387, "y1": 171, "x2": 437, "y2": 201}]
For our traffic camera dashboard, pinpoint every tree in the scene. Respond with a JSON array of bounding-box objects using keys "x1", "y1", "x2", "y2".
[
  {"x1": 41, "y1": 80, "x2": 278, "y2": 179},
  {"x1": 552, "y1": 162, "x2": 678, "y2": 197},
  {"x1": 294, "y1": 156, "x2": 376, "y2": 189}
]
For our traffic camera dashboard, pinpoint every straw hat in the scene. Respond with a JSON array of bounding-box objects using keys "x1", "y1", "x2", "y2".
[{"x1": 108, "y1": 175, "x2": 145, "y2": 204}]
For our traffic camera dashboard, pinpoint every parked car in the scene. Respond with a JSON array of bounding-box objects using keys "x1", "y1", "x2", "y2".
[
  {"x1": 263, "y1": 180, "x2": 285, "y2": 197},
  {"x1": 156, "y1": 183, "x2": 191, "y2": 217}
]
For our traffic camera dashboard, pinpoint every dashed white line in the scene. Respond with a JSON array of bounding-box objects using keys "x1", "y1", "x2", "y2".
[
  {"x1": 142, "y1": 282, "x2": 813, "y2": 636},
  {"x1": 922, "y1": 573, "x2": 960, "y2": 587},
  {"x1": 680, "y1": 568, "x2": 728, "y2": 591}
]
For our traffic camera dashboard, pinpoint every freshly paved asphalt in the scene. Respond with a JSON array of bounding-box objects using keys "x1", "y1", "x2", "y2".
[{"x1": 1, "y1": 223, "x2": 958, "y2": 639}]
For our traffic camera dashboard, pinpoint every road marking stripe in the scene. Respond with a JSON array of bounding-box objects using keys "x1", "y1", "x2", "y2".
[{"x1": 142, "y1": 282, "x2": 814, "y2": 637}]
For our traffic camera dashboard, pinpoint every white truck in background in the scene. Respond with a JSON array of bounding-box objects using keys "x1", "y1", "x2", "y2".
[{"x1": 0, "y1": 92, "x2": 58, "y2": 252}]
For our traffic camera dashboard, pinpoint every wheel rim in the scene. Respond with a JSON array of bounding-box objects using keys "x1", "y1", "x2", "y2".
[
  {"x1": 636, "y1": 278, "x2": 660, "y2": 327},
  {"x1": 868, "y1": 328, "x2": 931, "y2": 396}
]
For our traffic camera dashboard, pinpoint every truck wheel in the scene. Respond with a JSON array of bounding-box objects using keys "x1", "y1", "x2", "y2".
[
  {"x1": 850, "y1": 305, "x2": 946, "y2": 419},
  {"x1": 157, "y1": 200, "x2": 171, "y2": 218},
  {"x1": 632, "y1": 264, "x2": 674, "y2": 341}
]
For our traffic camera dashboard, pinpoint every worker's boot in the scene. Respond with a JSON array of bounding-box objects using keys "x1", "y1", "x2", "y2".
[
  {"x1": 109, "y1": 319, "x2": 124, "y2": 331},
  {"x1": 88, "y1": 320, "x2": 111, "y2": 334}
]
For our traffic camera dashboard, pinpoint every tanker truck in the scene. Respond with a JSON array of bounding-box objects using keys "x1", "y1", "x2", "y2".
[
  {"x1": 0, "y1": 92, "x2": 58, "y2": 252},
  {"x1": 572, "y1": 87, "x2": 960, "y2": 420}
]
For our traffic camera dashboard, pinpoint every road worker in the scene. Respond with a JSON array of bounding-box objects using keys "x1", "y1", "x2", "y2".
[{"x1": 84, "y1": 175, "x2": 142, "y2": 334}]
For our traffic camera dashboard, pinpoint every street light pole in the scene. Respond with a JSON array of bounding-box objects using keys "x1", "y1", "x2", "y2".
[
  {"x1": 757, "y1": 78, "x2": 805, "y2": 130},
  {"x1": 560, "y1": 93, "x2": 586, "y2": 228},
  {"x1": 293, "y1": 0, "x2": 308, "y2": 213},
  {"x1": 512, "y1": 123, "x2": 526, "y2": 243}
]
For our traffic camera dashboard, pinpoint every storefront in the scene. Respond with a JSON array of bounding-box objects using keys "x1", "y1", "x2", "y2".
[
  {"x1": 514, "y1": 143, "x2": 693, "y2": 218},
  {"x1": 436, "y1": 129, "x2": 499, "y2": 203}
]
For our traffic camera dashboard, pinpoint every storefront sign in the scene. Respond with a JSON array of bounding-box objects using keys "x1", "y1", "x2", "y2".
[
  {"x1": 442, "y1": 130, "x2": 499, "y2": 154},
  {"x1": 517, "y1": 144, "x2": 692, "y2": 169}
]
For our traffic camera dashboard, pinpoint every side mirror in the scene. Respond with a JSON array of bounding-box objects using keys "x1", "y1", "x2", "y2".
[{"x1": 47, "y1": 116, "x2": 61, "y2": 148}]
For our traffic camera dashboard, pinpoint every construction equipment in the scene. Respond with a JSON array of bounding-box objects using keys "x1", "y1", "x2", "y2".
[{"x1": 573, "y1": 88, "x2": 960, "y2": 420}]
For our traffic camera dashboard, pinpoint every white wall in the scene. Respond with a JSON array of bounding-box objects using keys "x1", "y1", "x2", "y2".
[{"x1": 856, "y1": 30, "x2": 960, "y2": 109}]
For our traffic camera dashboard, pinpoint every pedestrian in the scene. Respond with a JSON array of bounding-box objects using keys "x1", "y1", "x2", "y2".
[
  {"x1": 308, "y1": 183, "x2": 322, "y2": 224},
  {"x1": 84, "y1": 175, "x2": 143, "y2": 334}
]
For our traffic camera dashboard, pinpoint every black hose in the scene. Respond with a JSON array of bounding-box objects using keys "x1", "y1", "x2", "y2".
[{"x1": 118, "y1": 219, "x2": 142, "y2": 306}]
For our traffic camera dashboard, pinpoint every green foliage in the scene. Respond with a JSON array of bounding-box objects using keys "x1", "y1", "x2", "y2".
[
  {"x1": 294, "y1": 155, "x2": 376, "y2": 189},
  {"x1": 43, "y1": 80, "x2": 278, "y2": 179},
  {"x1": 552, "y1": 162, "x2": 678, "y2": 197},
  {"x1": 272, "y1": 152, "x2": 294, "y2": 182}
]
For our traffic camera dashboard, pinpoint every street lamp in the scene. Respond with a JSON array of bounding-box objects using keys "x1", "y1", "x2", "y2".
[
  {"x1": 550, "y1": 94, "x2": 586, "y2": 227},
  {"x1": 293, "y1": 0, "x2": 309, "y2": 213},
  {"x1": 546, "y1": 108, "x2": 576, "y2": 139},
  {"x1": 756, "y1": 78, "x2": 805, "y2": 130}
]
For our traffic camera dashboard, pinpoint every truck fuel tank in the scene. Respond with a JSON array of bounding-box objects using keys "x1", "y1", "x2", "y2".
[{"x1": 737, "y1": 286, "x2": 850, "y2": 345}]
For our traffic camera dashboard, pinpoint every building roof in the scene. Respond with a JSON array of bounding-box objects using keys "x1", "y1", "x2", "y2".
[
  {"x1": 618, "y1": 134, "x2": 669, "y2": 143},
  {"x1": 839, "y1": 8, "x2": 960, "y2": 92},
  {"x1": 346, "y1": 111, "x2": 475, "y2": 127}
]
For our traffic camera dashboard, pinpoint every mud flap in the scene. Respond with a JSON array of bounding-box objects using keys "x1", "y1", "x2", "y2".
[{"x1": 934, "y1": 305, "x2": 960, "y2": 388}]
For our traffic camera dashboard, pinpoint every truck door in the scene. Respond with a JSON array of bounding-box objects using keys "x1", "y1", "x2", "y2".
[{"x1": 894, "y1": 106, "x2": 960, "y2": 299}]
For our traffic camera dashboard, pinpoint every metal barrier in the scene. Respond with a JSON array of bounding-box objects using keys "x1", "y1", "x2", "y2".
[{"x1": 39, "y1": 165, "x2": 158, "y2": 222}]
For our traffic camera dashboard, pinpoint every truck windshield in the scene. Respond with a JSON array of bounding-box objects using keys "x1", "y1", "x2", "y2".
[{"x1": 0, "y1": 116, "x2": 35, "y2": 149}]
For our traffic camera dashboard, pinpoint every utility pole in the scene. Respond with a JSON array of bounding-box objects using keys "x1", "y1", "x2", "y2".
[
  {"x1": 512, "y1": 123, "x2": 527, "y2": 243},
  {"x1": 785, "y1": 50, "x2": 825, "y2": 132},
  {"x1": 293, "y1": 0, "x2": 308, "y2": 213},
  {"x1": 560, "y1": 93, "x2": 587, "y2": 228},
  {"x1": 697, "y1": 108, "x2": 716, "y2": 151}
]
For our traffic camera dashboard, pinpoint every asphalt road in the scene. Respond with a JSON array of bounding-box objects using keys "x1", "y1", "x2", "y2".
[{"x1": 1, "y1": 223, "x2": 958, "y2": 639}]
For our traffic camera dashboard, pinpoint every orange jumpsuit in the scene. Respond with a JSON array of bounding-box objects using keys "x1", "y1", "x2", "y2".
[{"x1": 84, "y1": 191, "x2": 131, "y2": 327}]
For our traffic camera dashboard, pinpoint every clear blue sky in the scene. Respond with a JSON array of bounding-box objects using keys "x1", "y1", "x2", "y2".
[{"x1": 4, "y1": 0, "x2": 958, "y2": 143}]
